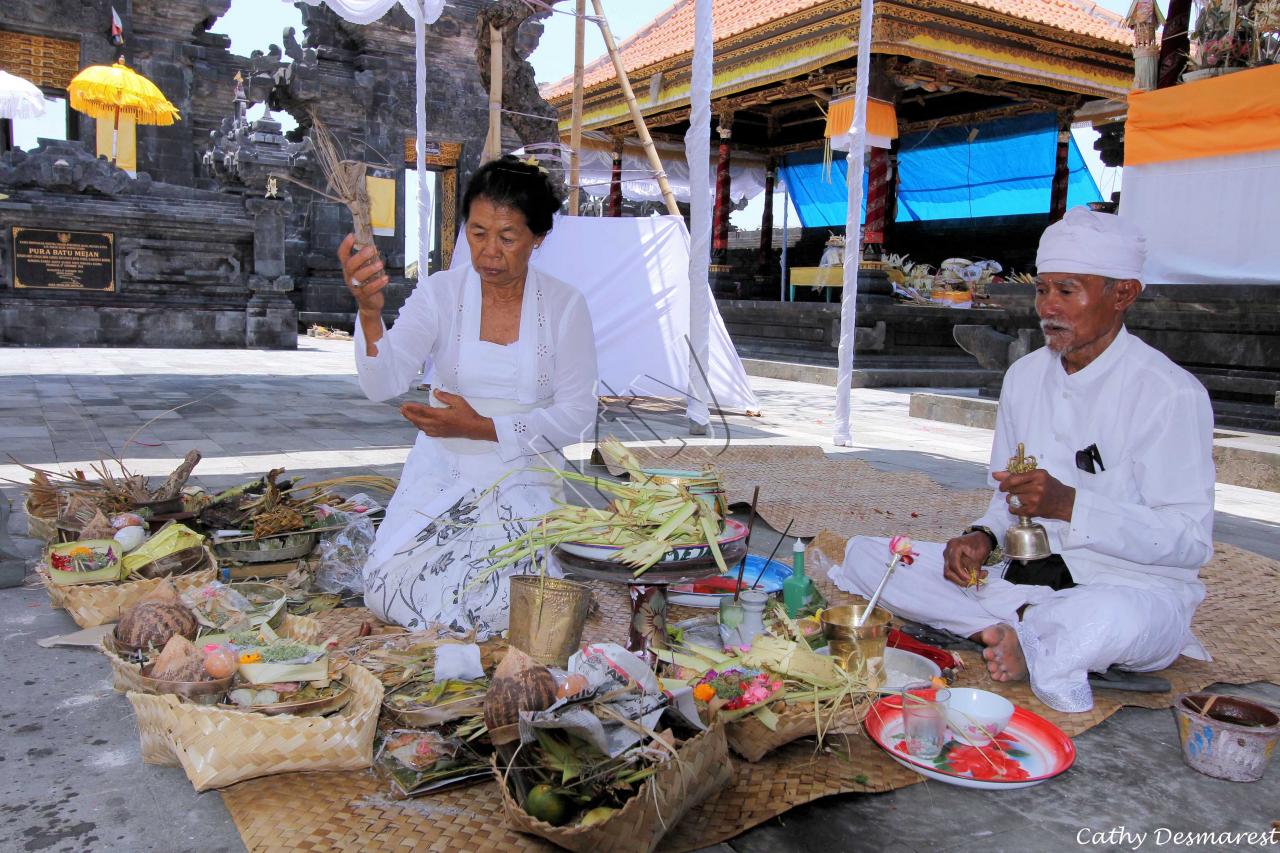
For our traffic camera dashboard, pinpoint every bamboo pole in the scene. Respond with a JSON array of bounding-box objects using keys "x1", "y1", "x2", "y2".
[
  {"x1": 484, "y1": 24, "x2": 504, "y2": 162},
  {"x1": 589, "y1": 0, "x2": 680, "y2": 216},
  {"x1": 567, "y1": 0, "x2": 586, "y2": 215}
]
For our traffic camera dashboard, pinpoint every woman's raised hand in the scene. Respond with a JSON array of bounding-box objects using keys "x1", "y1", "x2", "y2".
[{"x1": 339, "y1": 233, "x2": 390, "y2": 315}]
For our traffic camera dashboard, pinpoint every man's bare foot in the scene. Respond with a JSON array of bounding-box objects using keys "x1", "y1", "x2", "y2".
[{"x1": 979, "y1": 624, "x2": 1028, "y2": 682}]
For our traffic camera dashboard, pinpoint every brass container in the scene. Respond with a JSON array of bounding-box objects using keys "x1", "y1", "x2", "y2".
[
  {"x1": 821, "y1": 603, "x2": 893, "y2": 684},
  {"x1": 507, "y1": 576, "x2": 593, "y2": 668}
]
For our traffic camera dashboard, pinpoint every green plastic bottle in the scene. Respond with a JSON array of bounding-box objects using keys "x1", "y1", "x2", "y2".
[{"x1": 782, "y1": 538, "x2": 813, "y2": 617}]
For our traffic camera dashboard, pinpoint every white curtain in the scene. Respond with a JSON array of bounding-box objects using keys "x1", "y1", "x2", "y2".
[
  {"x1": 833, "y1": 0, "x2": 875, "y2": 447},
  {"x1": 571, "y1": 134, "x2": 767, "y2": 204},
  {"x1": 684, "y1": 0, "x2": 714, "y2": 429},
  {"x1": 1120, "y1": 149, "x2": 1280, "y2": 285},
  {"x1": 454, "y1": 215, "x2": 759, "y2": 413},
  {"x1": 300, "y1": 0, "x2": 444, "y2": 271}
]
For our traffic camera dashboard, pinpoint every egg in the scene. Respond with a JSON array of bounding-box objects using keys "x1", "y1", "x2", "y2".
[
  {"x1": 556, "y1": 672, "x2": 589, "y2": 700},
  {"x1": 113, "y1": 525, "x2": 147, "y2": 552},
  {"x1": 203, "y1": 646, "x2": 238, "y2": 679}
]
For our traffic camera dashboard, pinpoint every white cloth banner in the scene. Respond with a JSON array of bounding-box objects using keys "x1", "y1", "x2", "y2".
[
  {"x1": 684, "y1": 0, "x2": 714, "y2": 429},
  {"x1": 298, "y1": 0, "x2": 443, "y2": 24},
  {"x1": 1120, "y1": 148, "x2": 1280, "y2": 284},
  {"x1": 452, "y1": 215, "x2": 758, "y2": 413},
  {"x1": 833, "y1": 0, "x2": 876, "y2": 446},
  {"x1": 571, "y1": 132, "x2": 766, "y2": 204}
]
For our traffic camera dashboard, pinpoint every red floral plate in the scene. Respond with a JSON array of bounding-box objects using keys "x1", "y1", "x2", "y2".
[{"x1": 864, "y1": 692, "x2": 1075, "y2": 790}]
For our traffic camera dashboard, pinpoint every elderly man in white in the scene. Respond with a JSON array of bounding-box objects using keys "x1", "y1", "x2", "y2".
[{"x1": 833, "y1": 207, "x2": 1216, "y2": 712}]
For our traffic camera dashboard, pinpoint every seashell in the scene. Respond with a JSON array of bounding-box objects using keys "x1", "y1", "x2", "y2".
[
  {"x1": 483, "y1": 647, "x2": 558, "y2": 745},
  {"x1": 117, "y1": 596, "x2": 198, "y2": 651},
  {"x1": 151, "y1": 636, "x2": 207, "y2": 682}
]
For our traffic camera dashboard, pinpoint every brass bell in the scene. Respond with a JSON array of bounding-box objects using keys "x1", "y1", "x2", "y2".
[{"x1": 1003, "y1": 443, "x2": 1052, "y2": 562}]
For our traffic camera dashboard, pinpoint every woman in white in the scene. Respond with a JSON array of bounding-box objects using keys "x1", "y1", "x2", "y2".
[{"x1": 338, "y1": 156, "x2": 598, "y2": 636}]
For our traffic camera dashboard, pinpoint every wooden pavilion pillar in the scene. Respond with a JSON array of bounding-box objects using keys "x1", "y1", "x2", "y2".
[
  {"x1": 864, "y1": 147, "x2": 891, "y2": 257},
  {"x1": 757, "y1": 156, "x2": 776, "y2": 274},
  {"x1": 1048, "y1": 115, "x2": 1072, "y2": 223},
  {"x1": 608, "y1": 136, "x2": 624, "y2": 217},
  {"x1": 710, "y1": 113, "x2": 734, "y2": 291},
  {"x1": 883, "y1": 141, "x2": 900, "y2": 248},
  {"x1": 1157, "y1": 0, "x2": 1192, "y2": 89}
]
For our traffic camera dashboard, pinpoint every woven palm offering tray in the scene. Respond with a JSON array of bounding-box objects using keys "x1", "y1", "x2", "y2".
[
  {"x1": 221, "y1": 514, "x2": 1280, "y2": 853},
  {"x1": 220, "y1": 679, "x2": 353, "y2": 717}
]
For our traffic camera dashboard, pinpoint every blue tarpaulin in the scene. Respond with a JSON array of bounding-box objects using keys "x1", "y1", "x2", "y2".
[{"x1": 779, "y1": 113, "x2": 1100, "y2": 228}]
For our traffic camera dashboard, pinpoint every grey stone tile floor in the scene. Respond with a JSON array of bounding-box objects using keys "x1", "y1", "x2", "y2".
[{"x1": 0, "y1": 338, "x2": 1276, "y2": 853}]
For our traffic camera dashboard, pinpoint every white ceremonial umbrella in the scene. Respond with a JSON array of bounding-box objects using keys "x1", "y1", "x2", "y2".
[
  {"x1": 299, "y1": 0, "x2": 446, "y2": 273},
  {"x1": 0, "y1": 69, "x2": 47, "y2": 120},
  {"x1": 832, "y1": 0, "x2": 876, "y2": 446}
]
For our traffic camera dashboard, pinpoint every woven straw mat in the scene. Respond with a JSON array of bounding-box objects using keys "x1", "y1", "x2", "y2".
[
  {"x1": 219, "y1": 450, "x2": 1280, "y2": 853},
  {"x1": 607, "y1": 444, "x2": 991, "y2": 541}
]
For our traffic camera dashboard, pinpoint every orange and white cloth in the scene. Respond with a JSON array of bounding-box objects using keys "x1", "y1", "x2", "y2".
[
  {"x1": 1120, "y1": 65, "x2": 1280, "y2": 284},
  {"x1": 1126, "y1": 65, "x2": 1280, "y2": 166}
]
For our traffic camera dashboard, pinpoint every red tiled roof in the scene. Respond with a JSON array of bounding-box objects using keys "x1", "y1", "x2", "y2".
[{"x1": 540, "y1": 0, "x2": 1130, "y2": 100}]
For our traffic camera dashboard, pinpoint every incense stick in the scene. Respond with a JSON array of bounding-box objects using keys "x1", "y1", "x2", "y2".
[
  {"x1": 751, "y1": 519, "x2": 795, "y2": 589},
  {"x1": 732, "y1": 486, "x2": 761, "y2": 602}
]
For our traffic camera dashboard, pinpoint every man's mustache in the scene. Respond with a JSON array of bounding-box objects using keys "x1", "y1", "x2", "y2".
[{"x1": 1040, "y1": 320, "x2": 1072, "y2": 334}]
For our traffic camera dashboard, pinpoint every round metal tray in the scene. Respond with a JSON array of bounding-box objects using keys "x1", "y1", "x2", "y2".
[
  {"x1": 556, "y1": 535, "x2": 747, "y2": 584},
  {"x1": 213, "y1": 531, "x2": 318, "y2": 564}
]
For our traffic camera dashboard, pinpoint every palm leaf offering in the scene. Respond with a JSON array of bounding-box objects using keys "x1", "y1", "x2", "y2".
[
  {"x1": 658, "y1": 603, "x2": 873, "y2": 739},
  {"x1": 483, "y1": 438, "x2": 728, "y2": 579}
]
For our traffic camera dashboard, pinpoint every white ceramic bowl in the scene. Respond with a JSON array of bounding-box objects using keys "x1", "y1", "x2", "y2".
[{"x1": 945, "y1": 688, "x2": 1014, "y2": 746}]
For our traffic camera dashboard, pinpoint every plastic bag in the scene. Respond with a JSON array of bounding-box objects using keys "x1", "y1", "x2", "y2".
[
  {"x1": 433, "y1": 642, "x2": 484, "y2": 682},
  {"x1": 314, "y1": 495, "x2": 381, "y2": 595}
]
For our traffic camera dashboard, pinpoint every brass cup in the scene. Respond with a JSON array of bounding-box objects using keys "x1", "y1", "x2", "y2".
[
  {"x1": 820, "y1": 602, "x2": 893, "y2": 683},
  {"x1": 507, "y1": 575, "x2": 593, "y2": 668}
]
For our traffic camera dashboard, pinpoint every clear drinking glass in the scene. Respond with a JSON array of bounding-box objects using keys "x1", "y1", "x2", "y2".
[{"x1": 902, "y1": 685, "x2": 950, "y2": 760}]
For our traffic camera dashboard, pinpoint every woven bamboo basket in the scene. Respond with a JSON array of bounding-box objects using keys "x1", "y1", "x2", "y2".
[
  {"x1": 101, "y1": 613, "x2": 321, "y2": 694},
  {"x1": 24, "y1": 495, "x2": 57, "y2": 543},
  {"x1": 127, "y1": 662, "x2": 382, "y2": 792},
  {"x1": 40, "y1": 549, "x2": 218, "y2": 629},
  {"x1": 726, "y1": 698, "x2": 869, "y2": 763},
  {"x1": 494, "y1": 721, "x2": 731, "y2": 853}
]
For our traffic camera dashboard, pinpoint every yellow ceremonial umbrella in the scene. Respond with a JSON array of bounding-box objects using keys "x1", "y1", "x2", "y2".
[{"x1": 68, "y1": 59, "x2": 179, "y2": 169}]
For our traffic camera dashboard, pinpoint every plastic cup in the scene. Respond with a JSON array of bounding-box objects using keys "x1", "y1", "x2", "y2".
[{"x1": 902, "y1": 685, "x2": 950, "y2": 760}]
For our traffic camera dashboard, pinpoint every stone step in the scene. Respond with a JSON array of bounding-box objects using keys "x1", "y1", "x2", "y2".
[
  {"x1": 908, "y1": 392, "x2": 1280, "y2": 491},
  {"x1": 741, "y1": 358, "x2": 999, "y2": 388},
  {"x1": 734, "y1": 338, "x2": 973, "y2": 367}
]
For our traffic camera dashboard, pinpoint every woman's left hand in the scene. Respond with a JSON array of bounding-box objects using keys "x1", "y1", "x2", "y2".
[{"x1": 400, "y1": 390, "x2": 498, "y2": 441}]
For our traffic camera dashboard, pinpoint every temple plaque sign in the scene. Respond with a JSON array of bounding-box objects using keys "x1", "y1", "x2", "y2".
[{"x1": 12, "y1": 228, "x2": 116, "y2": 292}]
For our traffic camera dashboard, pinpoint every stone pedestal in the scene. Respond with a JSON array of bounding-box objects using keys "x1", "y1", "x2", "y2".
[{"x1": 245, "y1": 197, "x2": 297, "y2": 349}]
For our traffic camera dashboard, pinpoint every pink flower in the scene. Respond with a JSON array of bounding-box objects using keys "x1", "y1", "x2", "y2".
[{"x1": 889, "y1": 535, "x2": 918, "y2": 566}]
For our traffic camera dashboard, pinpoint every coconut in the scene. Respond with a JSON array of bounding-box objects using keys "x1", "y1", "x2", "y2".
[
  {"x1": 151, "y1": 635, "x2": 207, "y2": 683},
  {"x1": 483, "y1": 647, "x2": 558, "y2": 745},
  {"x1": 116, "y1": 591, "x2": 198, "y2": 652}
]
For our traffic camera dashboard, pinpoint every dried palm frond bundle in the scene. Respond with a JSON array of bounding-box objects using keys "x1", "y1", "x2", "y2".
[
  {"x1": 27, "y1": 471, "x2": 60, "y2": 519},
  {"x1": 253, "y1": 505, "x2": 306, "y2": 539},
  {"x1": 276, "y1": 113, "x2": 374, "y2": 249}
]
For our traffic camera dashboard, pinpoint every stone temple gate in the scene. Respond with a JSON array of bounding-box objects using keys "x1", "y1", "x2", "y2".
[{"x1": 0, "y1": 0, "x2": 554, "y2": 348}]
